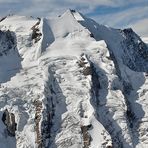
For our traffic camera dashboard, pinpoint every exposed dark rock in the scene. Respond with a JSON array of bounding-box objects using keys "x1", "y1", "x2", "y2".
[
  {"x1": 122, "y1": 28, "x2": 133, "y2": 34},
  {"x1": 106, "y1": 145, "x2": 113, "y2": 148},
  {"x1": 78, "y1": 56, "x2": 92, "y2": 76},
  {"x1": 31, "y1": 18, "x2": 42, "y2": 43},
  {"x1": 78, "y1": 60, "x2": 88, "y2": 67},
  {"x1": 2, "y1": 109, "x2": 17, "y2": 137},
  {"x1": 34, "y1": 100, "x2": 43, "y2": 147},
  {"x1": 34, "y1": 87, "x2": 55, "y2": 147},
  {"x1": 0, "y1": 30, "x2": 16, "y2": 56},
  {"x1": 70, "y1": 9, "x2": 76, "y2": 13},
  {"x1": 90, "y1": 33, "x2": 94, "y2": 38},
  {"x1": 83, "y1": 66, "x2": 92, "y2": 76},
  {"x1": 0, "y1": 16, "x2": 7, "y2": 22},
  {"x1": 81, "y1": 125, "x2": 91, "y2": 148},
  {"x1": 121, "y1": 28, "x2": 148, "y2": 72},
  {"x1": 31, "y1": 28, "x2": 42, "y2": 43}
]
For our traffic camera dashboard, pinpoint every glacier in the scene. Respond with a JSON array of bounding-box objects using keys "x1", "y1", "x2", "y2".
[{"x1": 0, "y1": 9, "x2": 148, "y2": 148}]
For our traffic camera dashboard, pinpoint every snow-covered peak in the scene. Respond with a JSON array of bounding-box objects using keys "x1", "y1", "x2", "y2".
[
  {"x1": 61, "y1": 9, "x2": 74, "y2": 17},
  {"x1": 69, "y1": 9, "x2": 85, "y2": 21},
  {"x1": 61, "y1": 9, "x2": 84, "y2": 20},
  {"x1": 0, "y1": 10, "x2": 148, "y2": 148},
  {"x1": 47, "y1": 9, "x2": 88, "y2": 39},
  {"x1": 0, "y1": 10, "x2": 147, "y2": 70}
]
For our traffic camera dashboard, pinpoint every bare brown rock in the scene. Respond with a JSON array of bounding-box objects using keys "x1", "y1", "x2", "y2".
[
  {"x1": 83, "y1": 66, "x2": 92, "y2": 76},
  {"x1": 34, "y1": 100, "x2": 43, "y2": 147},
  {"x1": 81, "y1": 125, "x2": 91, "y2": 148}
]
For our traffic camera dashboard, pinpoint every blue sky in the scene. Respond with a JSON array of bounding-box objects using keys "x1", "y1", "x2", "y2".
[{"x1": 0, "y1": 0, "x2": 148, "y2": 37}]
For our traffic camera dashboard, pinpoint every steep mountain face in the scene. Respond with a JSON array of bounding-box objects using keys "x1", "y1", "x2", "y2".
[{"x1": 0, "y1": 10, "x2": 148, "y2": 148}]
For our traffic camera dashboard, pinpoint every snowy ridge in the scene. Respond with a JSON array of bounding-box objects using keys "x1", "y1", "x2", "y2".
[
  {"x1": 0, "y1": 10, "x2": 148, "y2": 148},
  {"x1": 142, "y1": 37, "x2": 148, "y2": 47}
]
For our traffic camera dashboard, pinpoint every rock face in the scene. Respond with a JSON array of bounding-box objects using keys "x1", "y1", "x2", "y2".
[
  {"x1": 34, "y1": 100, "x2": 43, "y2": 147},
  {"x1": 0, "y1": 30, "x2": 15, "y2": 56},
  {"x1": 121, "y1": 28, "x2": 148, "y2": 72},
  {"x1": 81, "y1": 125, "x2": 92, "y2": 148},
  {"x1": 31, "y1": 18, "x2": 42, "y2": 43},
  {"x1": 2, "y1": 109, "x2": 16, "y2": 137},
  {"x1": 0, "y1": 10, "x2": 148, "y2": 148}
]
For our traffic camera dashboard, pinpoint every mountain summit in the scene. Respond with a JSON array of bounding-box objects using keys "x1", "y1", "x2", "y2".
[{"x1": 0, "y1": 10, "x2": 148, "y2": 148}]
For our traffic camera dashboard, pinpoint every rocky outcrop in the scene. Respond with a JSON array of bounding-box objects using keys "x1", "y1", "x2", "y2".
[
  {"x1": 0, "y1": 16, "x2": 7, "y2": 22},
  {"x1": 31, "y1": 18, "x2": 42, "y2": 43},
  {"x1": 34, "y1": 100, "x2": 43, "y2": 147},
  {"x1": 81, "y1": 125, "x2": 91, "y2": 148},
  {"x1": 121, "y1": 28, "x2": 148, "y2": 72},
  {"x1": 0, "y1": 30, "x2": 15, "y2": 56},
  {"x1": 78, "y1": 55, "x2": 92, "y2": 76},
  {"x1": 2, "y1": 109, "x2": 17, "y2": 137}
]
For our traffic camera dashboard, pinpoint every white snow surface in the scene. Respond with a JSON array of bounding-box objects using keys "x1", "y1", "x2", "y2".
[
  {"x1": 0, "y1": 10, "x2": 148, "y2": 148},
  {"x1": 142, "y1": 37, "x2": 148, "y2": 47}
]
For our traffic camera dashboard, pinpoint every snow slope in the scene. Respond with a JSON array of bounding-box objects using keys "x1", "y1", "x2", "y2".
[
  {"x1": 0, "y1": 9, "x2": 148, "y2": 148},
  {"x1": 142, "y1": 37, "x2": 148, "y2": 47}
]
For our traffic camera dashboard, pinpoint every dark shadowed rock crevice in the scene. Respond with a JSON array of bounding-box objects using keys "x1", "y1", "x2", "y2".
[
  {"x1": 33, "y1": 66, "x2": 67, "y2": 148},
  {"x1": 89, "y1": 59, "x2": 132, "y2": 148},
  {"x1": 120, "y1": 28, "x2": 148, "y2": 72},
  {"x1": 0, "y1": 30, "x2": 22, "y2": 83},
  {"x1": 0, "y1": 30, "x2": 16, "y2": 56},
  {"x1": 109, "y1": 49, "x2": 145, "y2": 147},
  {"x1": 90, "y1": 63, "x2": 120, "y2": 147}
]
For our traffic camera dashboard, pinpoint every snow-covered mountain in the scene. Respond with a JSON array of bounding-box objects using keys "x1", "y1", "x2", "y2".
[{"x1": 0, "y1": 9, "x2": 148, "y2": 148}]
